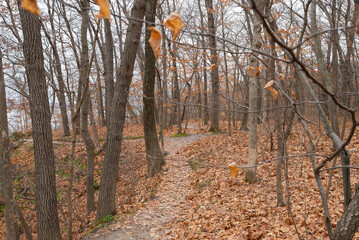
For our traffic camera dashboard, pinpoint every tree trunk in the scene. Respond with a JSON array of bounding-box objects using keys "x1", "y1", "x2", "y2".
[
  {"x1": 104, "y1": 18, "x2": 114, "y2": 124},
  {"x1": 245, "y1": 0, "x2": 262, "y2": 183},
  {"x1": 19, "y1": 5, "x2": 61, "y2": 239},
  {"x1": 333, "y1": 184, "x2": 359, "y2": 240},
  {"x1": 79, "y1": 0, "x2": 96, "y2": 215},
  {"x1": 0, "y1": 49, "x2": 17, "y2": 240},
  {"x1": 143, "y1": 0, "x2": 164, "y2": 177},
  {"x1": 205, "y1": 0, "x2": 220, "y2": 132},
  {"x1": 96, "y1": 0, "x2": 146, "y2": 221}
]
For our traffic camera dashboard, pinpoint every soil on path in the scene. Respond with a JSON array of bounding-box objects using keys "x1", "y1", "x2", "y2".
[{"x1": 86, "y1": 133, "x2": 207, "y2": 240}]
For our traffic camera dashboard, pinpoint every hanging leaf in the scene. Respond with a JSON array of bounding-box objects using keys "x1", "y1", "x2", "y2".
[
  {"x1": 95, "y1": 0, "x2": 110, "y2": 20},
  {"x1": 209, "y1": 64, "x2": 216, "y2": 70},
  {"x1": 221, "y1": 112, "x2": 226, "y2": 120},
  {"x1": 149, "y1": 27, "x2": 162, "y2": 59},
  {"x1": 264, "y1": 80, "x2": 278, "y2": 100},
  {"x1": 164, "y1": 11, "x2": 184, "y2": 40},
  {"x1": 21, "y1": 0, "x2": 40, "y2": 15},
  {"x1": 255, "y1": 67, "x2": 260, "y2": 77},
  {"x1": 291, "y1": 90, "x2": 296, "y2": 99},
  {"x1": 228, "y1": 162, "x2": 239, "y2": 178}
]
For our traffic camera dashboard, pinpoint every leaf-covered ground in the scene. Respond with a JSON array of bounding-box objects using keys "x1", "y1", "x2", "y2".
[{"x1": 1, "y1": 122, "x2": 359, "y2": 239}]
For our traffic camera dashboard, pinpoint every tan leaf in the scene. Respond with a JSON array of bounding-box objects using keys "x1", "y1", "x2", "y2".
[
  {"x1": 149, "y1": 27, "x2": 162, "y2": 59},
  {"x1": 164, "y1": 11, "x2": 184, "y2": 40},
  {"x1": 209, "y1": 64, "x2": 216, "y2": 70},
  {"x1": 228, "y1": 162, "x2": 239, "y2": 178},
  {"x1": 264, "y1": 81, "x2": 278, "y2": 100},
  {"x1": 95, "y1": 0, "x2": 110, "y2": 20},
  {"x1": 264, "y1": 80, "x2": 275, "y2": 89},
  {"x1": 291, "y1": 90, "x2": 296, "y2": 99},
  {"x1": 21, "y1": 0, "x2": 40, "y2": 15},
  {"x1": 221, "y1": 112, "x2": 226, "y2": 120}
]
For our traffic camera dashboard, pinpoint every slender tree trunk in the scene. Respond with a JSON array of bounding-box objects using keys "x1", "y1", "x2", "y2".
[
  {"x1": 96, "y1": 0, "x2": 146, "y2": 221},
  {"x1": 143, "y1": 0, "x2": 164, "y2": 177},
  {"x1": 19, "y1": 4, "x2": 61, "y2": 239},
  {"x1": 245, "y1": 0, "x2": 262, "y2": 183},
  {"x1": 79, "y1": 0, "x2": 96, "y2": 215},
  {"x1": 198, "y1": 0, "x2": 209, "y2": 126},
  {"x1": 104, "y1": 18, "x2": 114, "y2": 124},
  {"x1": 0, "y1": 49, "x2": 17, "y2": 240},
  {"x1": 205, "y1": 0, "x2": 220, "y2": 132}
]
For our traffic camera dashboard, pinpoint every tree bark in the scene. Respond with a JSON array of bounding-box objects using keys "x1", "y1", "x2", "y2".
[
  {"x1": 245, "y1": 0, "x2": 262, "y2": 183},
  {"x1": 104, "y1": 18, "x2": 114, "y2": 124},
  {"x1": 333, "y1": 184, "x2": 359, "y2": 240},
  {"x1": 18, "y1": 4, "x2": 61, "y2": 239},
  {"x1": 79, "y1": 0, "x2": 96, "y2": 215},
  {"x1": 96, "y1": 0, "x2": 146, "y2": 221},
  {"x1": 205, "y1": 0, "x2": 220, "y2": 132},
  {"x1": 0, "y1": 49, "x2": 17, "y2": 240},
  {"x1": 143, "y1": 0, "x2": 164, "y2": 177}
]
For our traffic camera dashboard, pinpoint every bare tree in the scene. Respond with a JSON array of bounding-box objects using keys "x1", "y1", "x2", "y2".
[{"x1": 18, "y1": 3, "x2": 61, "y2": 239}]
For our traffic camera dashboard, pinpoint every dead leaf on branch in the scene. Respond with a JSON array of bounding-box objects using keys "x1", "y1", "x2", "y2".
[
  {"x1": 21, "y1": 0, "x2": 40, "y2": 15},
  {"x1": 255, "y1": 67, "x2": 260, "y2": 77},
  {"x1": 228, "y1": 162, "x2": 239, "y2": 178},
  {"x1": 149, "y1": 27, "x2": 162, "y2": 59},
  {"x1": 209, "y1": 64, "x2": 216, "y2": 70},
  {"x1": 164, "y1": 11, "x2": 184, "y2": 40},
  {"x1": 95, "y1": 0, "x2": 111, "y2": 20},
  {"x1": 264, "y1": 80, "x2": 278, "y2": 100}
]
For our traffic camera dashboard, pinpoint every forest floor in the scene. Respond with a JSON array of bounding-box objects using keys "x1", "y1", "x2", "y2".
[{"x1": 1, "y1": 120, "x2": 359, "y2": 239}]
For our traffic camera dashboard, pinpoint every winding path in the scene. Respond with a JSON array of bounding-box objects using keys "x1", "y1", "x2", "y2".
[{"x1": 86, "y1": 133, "x2": 207, "y2": 240}]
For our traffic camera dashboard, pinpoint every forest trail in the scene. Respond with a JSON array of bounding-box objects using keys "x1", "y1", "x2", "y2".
[{"x1": 86, "y1": 132, "x2": 208, "y2": 240}]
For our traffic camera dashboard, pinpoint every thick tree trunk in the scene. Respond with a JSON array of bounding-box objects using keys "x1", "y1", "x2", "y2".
[
  {"x1": 19, "y1": 5, "x2": 61, "y2": 239},
  {"x1": 205, "y1": 0, "x2": 220, "y2": 132},
  {"x1": 333, "y1": 184, "x2": 359, "y2": 240},
  {"x1": 0, "y1": 50, "x2": 17, "y2": 240},
  {"x1": 143, "y1": 0, "x2": 164, "y2": 177},
  {"x1": 96, "y1": 0, "x2": 146, "y2": 221}
]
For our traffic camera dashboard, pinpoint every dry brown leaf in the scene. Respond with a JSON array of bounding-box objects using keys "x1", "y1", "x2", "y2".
[
  {"x1": 21, "y1": 0, "x2": 40, "y2": 15},
  {"x1": 221, "y1": 112, "x2": 226, "y2": 120},
  {"x1": 95, "y1": 0, "x2": 110, "y2": 20},
  {"x1": 164, "y1": 11, "x2": 184, "y2": 40},
  {"x1": 228, "y1": 162, "x2": 239, "y2": 178},
  {"x1": 264, "y1": 80, "x2": 278, "y2": 100},
  {"x1": 149, "y1": 27, "x2": 162, "y2": 59},
  {"x1": 291, "y1": 90, "x2": 296, "y2": 99},
  {"x1": 255, "y1": 67, "x2": 260, "y2": 77}
]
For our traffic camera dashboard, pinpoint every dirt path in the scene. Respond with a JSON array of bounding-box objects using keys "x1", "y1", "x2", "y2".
[{"x1": 86, "y1": 133, "x2": 207, "y2": 240}]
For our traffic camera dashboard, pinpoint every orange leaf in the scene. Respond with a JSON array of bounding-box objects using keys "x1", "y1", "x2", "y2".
[
  {"x1": 149, "y1": 27, "x2": 162, "y2": 59},
  {"x1": 209, "y1": 64, "x2": 216, "y2": 70},
  {"x1": 221, "y1": 112, "x2": 226, "y2": 120},
  {"x1": 164, "y1": 11, "x2": 184, "y2": 40},
  {"x1": 291, "y1": 90, "x2": 296, "y2": 99},
  {"x1": 21, "y1": 0, "x2": 40, "y2": 15},
  {"x1": 255, "y1": 67, "x2": 260, "y2": 77},
  {"x1": 228, "y1": 162, "x2": 239, "y2": 178},
  {"x1": 95, "y1": 0, "x2": 110, "y2": 20}
]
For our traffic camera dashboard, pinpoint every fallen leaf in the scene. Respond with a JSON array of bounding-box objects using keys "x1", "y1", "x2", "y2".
[
  {"x1": 149, "y1": 27, "x2": 162, "y2": 59},
  {"x1": 164, "y1": 11, "x2": 184, "y2": 40}
]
